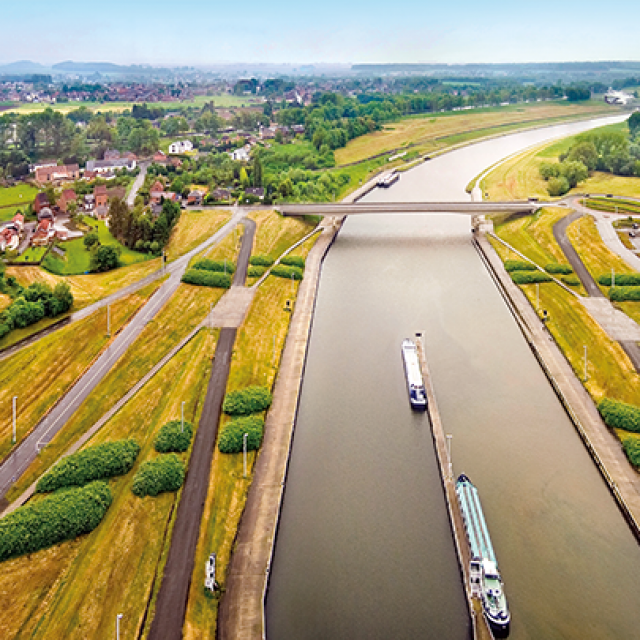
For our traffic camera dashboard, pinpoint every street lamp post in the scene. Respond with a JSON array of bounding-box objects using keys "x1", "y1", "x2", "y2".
[
  {"x1": 12, "y1": 396, "x2": 17, "y2": 444},
  {"x1": 116, "y1": 613, "x2": 123, "y2": 640},
  {"x1": 243, "y1": 433, "x2": 248, "y2": 478}
]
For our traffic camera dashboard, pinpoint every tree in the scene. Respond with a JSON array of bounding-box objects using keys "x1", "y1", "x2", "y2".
[
  {"x1": 239, "y1": 166, "x2": 250, "y2": 188},
  {"x1": 91, "y1": 245, "x2": 121, "y2": 272},
  {"x1": 629, "y1": 112, "x2": 640, "y2": 138},
  {"x1": 84, "y1": 231, "x2": 99, "y2": 249},
  {"x1": 567, "y1": 141, "x2": 598, "y2": 171},
  {"x1": 559, "y1": 160, "x2": 588, "y2": 188},
  {"x1": 547, "y1": 176, "x2": 570, "y2": 197}
]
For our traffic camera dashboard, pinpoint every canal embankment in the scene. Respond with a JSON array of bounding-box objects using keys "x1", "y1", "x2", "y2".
[
  {"x1": 473, "y1": 231, "x2": 640, "y2": 541},
  {"x1": 415, "y1": 334, "x2": 494, "y2": 640}
]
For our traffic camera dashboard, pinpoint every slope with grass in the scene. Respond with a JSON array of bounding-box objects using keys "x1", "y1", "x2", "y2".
[
  {"x1": 248, "y1": 210, "x2": 316, "y2": 260},
  {"x1": 164, "y1": 210, "x2": 231, "y2": 262},
  {"x1": 335, "y1": 101, "x2": 618, "y2": 167}
]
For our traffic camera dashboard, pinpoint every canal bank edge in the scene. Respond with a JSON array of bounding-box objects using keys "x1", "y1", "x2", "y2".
[
  {"x1": 217, "y1": 215, "x2": 344, "y2": 640},
  {"x1": 473, "y1": 231, "x2": 640, "y2": 542}
]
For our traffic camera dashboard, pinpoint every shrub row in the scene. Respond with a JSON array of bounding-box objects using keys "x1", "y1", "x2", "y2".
[
  {"x1": 218, "y1": 416, "x2": 265, "y2": 454},
  {"x1": 132, "y1": 454, "x2": 185, "y2": 497},
  {"x1": 223, "y1": 386, "x2": 273, "y2": 416},
  {"x1": 0, "y1": 481, "x2": 112, "y2": 562},
  {"x1": 192, "y1": 258, "x2": 235, "y2": 274},
  {"x1": 545, "y1": 263, "x2": 573, "y2": 275},
  {"x1": 182, "y1": 269, "x2": 232, "y2": 289},
  {"x1": 561, "y1": 275, "x2": 581, "y2": 287},
  {"x1": 504, "y1": 260, "x2": 537, "y2": 272},
  {"x1": 510, "y1": 271, "x2": 552, "y2": 285},
  {"x1": 271, "y1": 265, "x2": 304, "y2": 280},
  {"x1": 280, "y1": 255, "x2": 305, "y2": 269},
  {"x1": 598, "y1": 273, "x2": 640, "y2": 286},
  {"x1": 249, "y1": 255, "x2": 274, "y2": 267},
  {"x1": 36, "y1": 440, "x2": 140, "y2": 493},
  {"x1": 154, "y1": 420, "x2": 194, "y2": 453},
  {"x1": 248, "y1": 266, "x2": 267, "y2": 278},
  {"x1": 598, "y1": 397, "x2": 640, "y2": 433},
  {"x1": 609, "y1": 287, "x2": 640, "y2": 302},
  {"x1": 621, "y1": 435, "x2": 640, "y2": 468}
]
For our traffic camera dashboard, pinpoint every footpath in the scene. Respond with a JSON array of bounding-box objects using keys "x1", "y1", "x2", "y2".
[{"x1": 474, "y1": 233, "x2": 640, "y2": 540}]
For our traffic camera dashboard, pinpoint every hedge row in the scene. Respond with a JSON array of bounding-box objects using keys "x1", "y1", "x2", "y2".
[
  {"x1": 598, "y1": 273, "x2": 640, "y2": 286},
  {"x1": 561, "y1": 275, "x2": 581, "y2": 287},
  {"x1": 154, "y1": 420, "x2": 194, "y2": 453},
  {"x1": 598, "y1": 397, "x2": 640, "y2": 433},
  {"x1": 218, "y1": 416, "x2": 265, "y2": 454},
  {"x1": 271, "y1": 265, "x2": 303, "y2": 280},
  {"x1": 182, "y1": 269, "x2": 232, "y2": 289},
  {"x1": 132, "y1": 454, "x2": 185, "y2": 497},
  {"x1": 545, "y1": 263, "x2": 573, "y2": 275},
  {"x1": 510, "y1": 271, "x2": 552, "y2": 285},
  {"x1": 280, "y1": 255, "x2": 305, "y2": 269},
  {"x1": 36, "y1": 440, "x2": 140, "y2": 493},
  {"x1": 0, "y1": 481, "x2": 112, "y2": 562},
  {"x1": 248, "y1": 266, "x2": 267, "y2": 278},
  {"x1": 621, "y1": 435, "x2": 640, "y2": 468},
  {"x1": 249, "y1": 255, "x2": 274, "y2": 267},
  {"x1": 504, "y1": 260, "x2": 537, "y2": 272},
  {"x1": 609, "y1": 287, "x2": 640, "y2": 302},
  {"x1": 223, "y1": 386, "x2": 273, "y2": 416},
  {"x1": 192, "y1": 258, "x2": 235, "y2": 274}
]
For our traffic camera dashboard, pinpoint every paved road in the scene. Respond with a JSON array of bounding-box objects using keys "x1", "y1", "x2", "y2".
[
  {"x1": 0, "y1": 209, "x2": 247, "y2": 503},
  {"x1": 147, "y1": 215, "x2": 256, "y2": 640},
  {"x1": 127, "y1": 160, "x2": 150, "y2": 207}
]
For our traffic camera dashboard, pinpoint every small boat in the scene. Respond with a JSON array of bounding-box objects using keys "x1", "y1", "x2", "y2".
[
  {"x1": 377, "y1": 171, "x2": 399, "y2": 188},
  {"x1": 401, "y1": 339, "x2": 427, "y2": 411},
  {"x1": 456, "y1": 474, "x2": 510, "y2": 636}
]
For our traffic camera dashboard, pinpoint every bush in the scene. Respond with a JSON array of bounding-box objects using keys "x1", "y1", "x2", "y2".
[
  {"x1": 598, "y1": 397, "x2": 640, "y2": 433},
  {"x1": 223, "y1": 386, "x2": 272, "y2": 416},
  {"x1": 0, "y1": 481, "x2": 112, "y2": 562},
  {"x1": 36, "y1": 440, "x2": 140, "y2": 493},
  {"x1": 510, "y1": 271, "x2": 552, "y2": 284},
  {"x1": 561, "y1": 275, "x2": 581, "y2": 287},
  {"x1": 621, "y1": 435, "x2": 640, "y2": 468},
  {"x1": 609, "y1": 286, "x2": 640, "y2": 302},
  {"x1": 192, "y1": 258, "x2": 236, "y2": 274},
  {"x1": 248, "y1": 265, "x2": 266, "y2": 278},
  {"x1": 132, "y1": 454, "x2": 186, "y2": 497},
  {"x1": 154, "y1": 420, "x2": 194, "y2": 453},
  {"x1": 598, "y1": 273, "x2": 640, "y2": 286},
  {"x1": 218, "y1": 416, "x2": 265, "y2": 454},
  {"x1": 271, "y1": 264, "x2": 304, "y2": 280},
  {"x1": 181, "y1": 269, "x2": 232, "y2": 289},
  {"x1": 545, "y1": 263, "x2": 573, "y2": 275},
  {"x1": 504, "y1": 260, "x2": 537, "y2": 272},
  {"x1": 539, "y1": 162, "x2": 560, "y2": 180},
  {"x1": 249, "y1": 255, "x2": 274, "y2": 267},
  {"x1": 280, "y1": 255, "x2": 305, "y2": 269},
  {"x1": 547, "y1": 176, "x2": 571, "y2": 197}
]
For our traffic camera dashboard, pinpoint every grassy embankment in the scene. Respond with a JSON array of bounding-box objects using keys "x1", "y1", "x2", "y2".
[
  {"x1": 181, "y1": 215, "x2": 319, "y2": 639},
  {"x1": 0, "y1": 282, "x2": 159, "y2": 460},
  {"x1": 164, "y1": 209, "x2": 231, "y2": 262},
  {"x1": 490, "y1": 207, "x2": 640, "y2": 452},
  {"x1": 477, "y1": 122, "x2": 640, "y2": 201},
  {"x1": 0, "y1": 284, "x2": 224, "y2": 639}
]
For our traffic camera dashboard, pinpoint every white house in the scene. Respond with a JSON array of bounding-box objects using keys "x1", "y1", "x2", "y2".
[
  {"x1": 229, "y1": 145, "x2": 251, "y2": 162},
  {"x1": 168, "y1": 140, "x2": 194, "y2": 154}
]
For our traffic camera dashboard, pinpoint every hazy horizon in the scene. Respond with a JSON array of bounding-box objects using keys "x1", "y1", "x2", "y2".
[{"x1": 3, "y1": 0, "x2": 640, "y2": 68}]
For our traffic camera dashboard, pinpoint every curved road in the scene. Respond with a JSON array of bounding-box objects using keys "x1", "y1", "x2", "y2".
[{"x1": 0, "y1": 208, "x2": 247, "y2": 505}]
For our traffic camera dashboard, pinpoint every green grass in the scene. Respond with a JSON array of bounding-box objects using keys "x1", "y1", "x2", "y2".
[
  {"x1": 11, "y1": 246, "x2": 48, "y2": 263},
  {"x1": 0, "y1": 205, "x2": 29, "y2": 222},
  {"x1": 0, "y1": 184, "x2": 38, "y2": 208},
  {"x1": 43, "y1": 217, "x2": 150, "y2": 275}
]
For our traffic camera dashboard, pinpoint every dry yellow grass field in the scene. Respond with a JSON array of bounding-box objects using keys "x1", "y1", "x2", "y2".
[
  {"x1": 164, "y1": 210, "x2": 231, "y2": 261},
  {"x1": 248, "y1": 210, "x2": 316, "y2": 258},
  {"x1": 335, "y1": 102, "x2": 617, "y2": 166},
  {"x1": 0, "y1": 293, "x2": 10, "y2": 313}
]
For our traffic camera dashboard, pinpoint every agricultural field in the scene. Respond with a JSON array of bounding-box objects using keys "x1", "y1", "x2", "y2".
[
  {"x1": 0, "y1": 184, "x2": 38, "y2": 208},
  {"x1": 335, "y1": 100, "x2": 619, "y2": 166}
]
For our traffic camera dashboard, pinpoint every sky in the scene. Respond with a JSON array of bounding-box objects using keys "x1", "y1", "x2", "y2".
[{"x1": 2, "y1": 0, "x2": 640, "y2": 66}]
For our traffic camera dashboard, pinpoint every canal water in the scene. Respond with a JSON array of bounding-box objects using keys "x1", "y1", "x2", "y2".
[{"x1": 266, "y1": 115, "x2": 640, "y2": 639}]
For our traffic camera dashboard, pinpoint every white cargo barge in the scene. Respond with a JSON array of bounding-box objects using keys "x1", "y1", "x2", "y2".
[
  {"x1": 377, "y1": 171, "x2": 399, "y2": 188},
  {"x1": 401, "y1": 339, "x2": 427, "y2": 410}
]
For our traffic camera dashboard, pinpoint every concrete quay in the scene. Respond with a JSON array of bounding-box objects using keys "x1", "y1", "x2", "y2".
[
  {"x1": 474, "y1": 233, "x2": 640, "y2": 541},
  {"x1": 415, "y1": 335, "x2": 494, "y2": 640}
]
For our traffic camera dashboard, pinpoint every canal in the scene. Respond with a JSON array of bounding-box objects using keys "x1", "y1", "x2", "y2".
[{"x1": 266, "y1": 115, "x2": 640, "y2": 639}]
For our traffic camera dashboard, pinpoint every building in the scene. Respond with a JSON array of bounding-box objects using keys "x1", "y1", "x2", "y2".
[
  {"x1": 153, "y1": 150, "x2": 168, "y2": 164},
  {"x1": 37, "y1": 207, "x2": 54, "y2": 222},
  {"x1": 94, "y1": 185, "x2": 108, "y2": 208},
  {"x1": 0, "y1": 227, "x2": 19, "y2": 252},
  {"x1": 168, "y1": 140, "x2": 193, "y2": 154},
  {"x1": 34, "y1": 192, "x2": 50, "y2": 214},
  {"x1": 187, "y1": 190, "x2": 203, "y2": 206},
  {"x1": 244, "y1": 187, "x2": 264, "y2": 199},
  {"x1": 32, "y1": 218, "x2": 53, "y2": 246},
  {"x1": 35, "y1": 163, "x2": 80, "y2": 184},
  {"x1": 230, "y1": 145, "x2": 251, "y2": 162},
  {"x1": 57, "y1": 189, "x2": 77, "y2": 213},
  {"x1": 85, "y1": 157, "x2": 137, "y2": 174}
]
